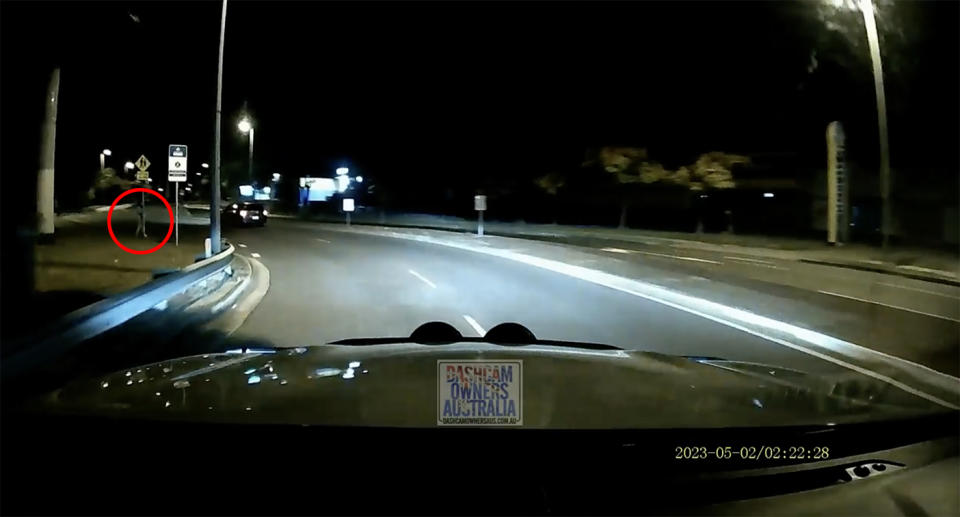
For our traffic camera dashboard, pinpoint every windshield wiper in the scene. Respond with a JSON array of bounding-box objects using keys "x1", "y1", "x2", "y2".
[{"x1": 329, "y1": 321, "x2": 623, "y2": 351}]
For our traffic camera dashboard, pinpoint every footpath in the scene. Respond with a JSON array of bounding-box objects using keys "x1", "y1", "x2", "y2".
[
  {"x1": 15, "y1": 205, "x2": 211, "y2": 338},
  {"x1": 288, "y1": 210, "x2": 959, "y2": 285}
]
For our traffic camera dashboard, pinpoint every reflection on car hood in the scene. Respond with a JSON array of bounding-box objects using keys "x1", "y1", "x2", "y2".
[{"x1": 43, "y1": 343, "x2": 947, "y2": 428}]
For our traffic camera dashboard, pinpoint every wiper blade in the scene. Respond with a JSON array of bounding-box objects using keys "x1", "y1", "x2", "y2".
[
  {"x1": 329, "y1": 322, "x2": 623, "y2": 351},
  {"x1": 328, "y1": 336, "x2": 623, "y2": 351}
]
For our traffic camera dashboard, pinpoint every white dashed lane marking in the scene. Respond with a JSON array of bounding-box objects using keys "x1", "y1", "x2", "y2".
[
  {"x1": 462, "y1": 315, "x2": 486, "y2": 336},
  {"x1": 818, "y1": 290, "x2": 960, "y2": 323},
  {"x1": 408, "y1": 269, "x2": 436, "y2": 289}
]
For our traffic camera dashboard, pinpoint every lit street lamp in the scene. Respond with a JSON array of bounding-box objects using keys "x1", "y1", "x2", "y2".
[
  {"x1": 238, "y1": 117, "x2": 254, "y2": 182},
  {"x1": 201, "y1": 162, "x2": 209, "y2": 169},
  {"x1": 124, "y1": 161, "x2": 135, "y2": 171},
  {"x1": 99, "y1": 148, "x2": 112, "y2": 171}
]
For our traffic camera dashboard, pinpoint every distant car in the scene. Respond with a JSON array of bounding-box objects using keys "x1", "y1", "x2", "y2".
[{"x1": 222, "y1": 202, "x2": 267, "y2": 227}]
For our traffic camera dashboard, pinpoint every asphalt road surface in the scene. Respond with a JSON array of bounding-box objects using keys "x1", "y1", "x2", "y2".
[{"x1": 225, "y1": 219, "x2": 960, "y2": 379}]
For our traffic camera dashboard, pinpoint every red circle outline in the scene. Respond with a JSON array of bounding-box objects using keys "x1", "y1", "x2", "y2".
[{"x1": 107, "y1": 188, "x2": 174, "y2": 255}]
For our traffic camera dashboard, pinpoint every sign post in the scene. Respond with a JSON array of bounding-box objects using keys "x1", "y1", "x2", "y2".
[
  {"x1": 343, "y1": 198, "x2": 355, "y2": 226},
  {"x1": 826, "y1": 122, "x2": 848, "y2": 245},
  {"x1": 474, "y1": 195, "x2": 487, "y2": 236},
  {"x1": 168, "y1": 145, "x2": 188, "y2": 246},
  {"x1": 134, "y1": 155, "x2": 151, "y2": 238}
]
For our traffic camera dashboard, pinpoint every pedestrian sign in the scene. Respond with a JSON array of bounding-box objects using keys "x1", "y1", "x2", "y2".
[{"x1": 135, "y1": 155, "x2": 151, "y2": 171}]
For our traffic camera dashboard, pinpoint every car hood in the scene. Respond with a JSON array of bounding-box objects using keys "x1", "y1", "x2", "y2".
[{"x1": 41, "y1": 343, "x2": 947, "y2": 428}]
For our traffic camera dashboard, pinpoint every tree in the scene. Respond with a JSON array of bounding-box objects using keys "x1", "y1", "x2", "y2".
[
  {"x1": 88, "y1": 167, "x2": 136, "y2": 204},
  {"x1": 584, "y1": 147, "x2": 750, "y2": 229},
  {"x1": 587, "y1": 147, "x2": 649, "y2": 228},
  {"x1": 534, "y1": 171, "x2": 567, "y2": 224},
  {"x1": 685, "y1": 152, "x2": 748, "y2": 190}
]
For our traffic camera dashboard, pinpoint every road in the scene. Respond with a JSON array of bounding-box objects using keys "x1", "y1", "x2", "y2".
[{"x1": 224, "y1": 218, "x2": 960, "y2": 381}]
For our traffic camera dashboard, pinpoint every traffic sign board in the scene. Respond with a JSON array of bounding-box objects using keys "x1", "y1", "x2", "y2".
[
  {"x1": 168, "y1": 145, "x2": 187, "y2": 173},
  {"x1": 135, "y1": 155, "x2": 151, "y2": 171},
  {"x1": 136, "y1": 170, "x2": 150, "y2": 181},
  {"x1": 168, "y1": 171, "x2": 187, "y2": 182}
]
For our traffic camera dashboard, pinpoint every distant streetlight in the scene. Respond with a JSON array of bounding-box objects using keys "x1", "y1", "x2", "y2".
[
  {"x1": 99, "y1": 148, "x2": 112, "y2": 171},
  {"x1": 336, "y1": 167, "x2": 349, "y2": 176},
  {"x1": 763, "y1": 192, "x2": 775, "y2": 198},
  {"x1": 238, "y1": 116, "x2": 254, "y2": 182},
  {"x1": 124, "y1": 161, "x2": 135, "y2": 171},
  {"x1": 356, "y1": 176, "x2": 363, "y2": 183},
  {"x1": 201, "y1": 162, "x2": 209, "y2": 169},
  {"x1": 272, "y1": 172, "x2": 281, "y2": 181}
]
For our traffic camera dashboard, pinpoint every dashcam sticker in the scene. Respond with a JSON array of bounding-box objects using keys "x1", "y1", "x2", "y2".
[{"x1": 437, "y1": 360, "x2": 522, "y2": 426}]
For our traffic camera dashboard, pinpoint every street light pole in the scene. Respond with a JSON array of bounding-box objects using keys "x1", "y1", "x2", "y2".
[
  {"x1": 211, "y1": 0, "x2": 227, "y2": 255},
  {"x1": 858, "y1": 0, "x2": 891, "y2": 249},
  {"x1": 248, "y1": 126, "x2": 254, "y2": 182},
  {"x1": 238, "y1": 116, "x2": 254, "y2": 184}
]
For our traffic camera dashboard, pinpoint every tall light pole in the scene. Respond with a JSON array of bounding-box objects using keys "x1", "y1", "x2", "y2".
[
  {"x1": 211, "y1": 0, "x2": 227, "y2": 255},
  {"x1": 238, "y1": 116, "x2": 254, "y2": 183},
  {"x1": 829, "y1": 0, "x2": 892, "y2": 247},
  {"x1": 857, "y1": 0, "x2": 891, "y2": 249}
]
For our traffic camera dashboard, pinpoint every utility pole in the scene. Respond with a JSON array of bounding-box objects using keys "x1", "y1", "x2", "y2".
[
  {"x1": 859, "y1": 0, "x2": 891, "y2": 249},
  {"x1": 247, "y1": 125, "x2": 254, "y2": 183},
  {"x1": 211, "y1": 0, "x2": 227, "y2": 254},
  {"x1": 37, "y1": 68, "x2": 60, "y2": 244}
]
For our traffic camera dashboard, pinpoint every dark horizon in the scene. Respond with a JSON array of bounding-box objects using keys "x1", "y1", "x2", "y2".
[{"x1": 2, "y1": 1, "x2": 958, "y2": 207}]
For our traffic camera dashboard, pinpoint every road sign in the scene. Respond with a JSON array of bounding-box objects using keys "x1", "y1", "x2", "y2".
[
  {"x1": 342, "y1": 198, "x2": 355, "y2": 212},
  {"x1": 135, "y1": 155, "x2": 151, "y2": 171},
  {"x1": 168, "y1": 145, "x2": 187, "y2": 182},
  {"x1": 136, "y1": 170, "x2": 150, "y2": 181}
]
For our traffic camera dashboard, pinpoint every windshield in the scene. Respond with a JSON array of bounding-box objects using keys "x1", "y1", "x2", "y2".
[{"x1": 1, "y1": 1, "x2": 957, "y2": 430}]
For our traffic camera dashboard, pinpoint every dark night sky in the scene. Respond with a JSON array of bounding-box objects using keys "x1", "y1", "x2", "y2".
[{"x1": 2, "y1": 1, "x2": 957, "y2": 207}]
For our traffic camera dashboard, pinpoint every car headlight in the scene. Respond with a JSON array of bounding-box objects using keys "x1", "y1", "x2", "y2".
[
  {"x1": 262, "y1": 209, "x2": 268, "y2": 216},
  {"x1": 239, "y1": 210, "x2": 248, "y2": 217}
]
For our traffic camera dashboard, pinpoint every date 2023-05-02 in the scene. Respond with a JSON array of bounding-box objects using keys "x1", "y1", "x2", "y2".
[{"x1": 675, "y1": 446, "x2": 831, "y2": 461}]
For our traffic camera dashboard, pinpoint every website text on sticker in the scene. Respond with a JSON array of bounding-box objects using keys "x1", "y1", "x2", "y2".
[{"x1": 437, "y1": 360, "x2": 523, "y2": 426}]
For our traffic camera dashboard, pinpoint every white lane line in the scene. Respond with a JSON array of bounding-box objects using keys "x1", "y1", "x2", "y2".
[
  {"x1": 463, "y1": 315, "x2": 486, "y2": 336},
  {"x1": 636, "y1": 250, "x2": 722, "y2": 265},
  {"x1": 726, "y1": 260, "x2": 788, "y2": 270},
  {"x1": 878, "y1": 282, "x2": 960, "y2": 299},
  {"x1": 603, "y1": 246, "x2": 721, "y2": 264},
  {"x1": 250, "y1": 252, "x2": 261, "y2": 258},
  {"x1": 724, "y1": 256, "x2": 776, "y2": 265},
  {"x1": 238, "y1": 243, "x2": 247, "y2": 248},
  {"x1": 898, "y1": 264, "x2": 957, "y2": 277},
  {"x1": 818, "y1": 290, "x2": 960, "y2": 323},
  {"x1": 408, "y1": 269, "x2": 436, "y2": 289},
  {"x1": 316, "y1": 238, "x2": 331, "y2": 244}
]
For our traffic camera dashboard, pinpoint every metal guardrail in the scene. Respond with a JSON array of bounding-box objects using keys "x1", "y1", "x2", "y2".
[{"x1": 2, "y1": 243, "x2": 236, "y2": 381}]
